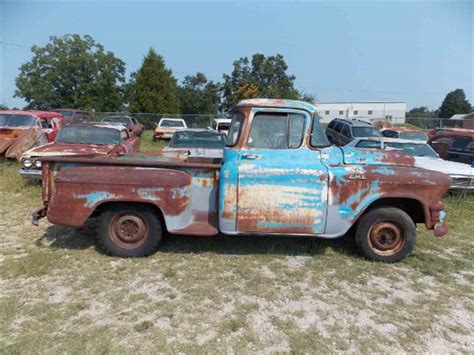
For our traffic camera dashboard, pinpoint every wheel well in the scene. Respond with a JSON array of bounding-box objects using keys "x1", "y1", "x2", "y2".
[
  {"x1": 365, "y1": 198, "x2": 425, "y2": 224},
  {"x1": 92, "y1": 201, "x2": 167, "y2": 231}
]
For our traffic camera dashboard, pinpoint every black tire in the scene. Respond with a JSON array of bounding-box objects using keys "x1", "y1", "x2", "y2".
[
  {"x1": 97, "y1": 204, "x2": 163, "y2": 257},
  {"x1": 355, "y1": 207, "x2": 416, "y2": 263}
]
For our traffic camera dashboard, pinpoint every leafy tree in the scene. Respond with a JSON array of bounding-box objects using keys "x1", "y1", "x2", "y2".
[
  {"x1": 221, "y1": 53, "x2": 308, "y2": 110},
  {"x1": 438, "y1": 89, "x2": 472, "y2": 118},
  {"x1": 15, "y1": 34, "x2": 126, "y2": 111},
  {"x1": 177, "y1": 73, "x2": 221, "y2": 114},
  {"x1": 128, "y1": 48, "x2": 179, "y2": 113},
  {"x1": 406, "y1": 106, "x2": 438, "y2": 118},
  {"x1": 0, "y1": 103, "x2": 8, "y2": 110}
]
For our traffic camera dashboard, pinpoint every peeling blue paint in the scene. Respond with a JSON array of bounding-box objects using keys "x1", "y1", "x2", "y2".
[{"x1": 74, "y1": 191, "x2": 115, "y2": 207}]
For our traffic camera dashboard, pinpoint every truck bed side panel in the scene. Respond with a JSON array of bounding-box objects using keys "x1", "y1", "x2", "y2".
[{"x1": 47, "y1": 165, "x2": 208, "y2": 233}]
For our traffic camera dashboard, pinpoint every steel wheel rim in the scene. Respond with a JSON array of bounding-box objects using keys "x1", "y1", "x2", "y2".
[
  {"x1": 109, "y1": 212, "x2": 148, "y2": 249},
  {"x1": 368, "y1": 222, "x2": 405, "y2": 256}
]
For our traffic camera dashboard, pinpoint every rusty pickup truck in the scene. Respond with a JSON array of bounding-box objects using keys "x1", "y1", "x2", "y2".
[{"x1": 32, "y1": 99, "x2": 450, "y2": 263}]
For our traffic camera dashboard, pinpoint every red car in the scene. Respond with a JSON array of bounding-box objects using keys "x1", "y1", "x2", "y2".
[
  {"x1": 0, "y1": 110, "x2": 66, "y2": 159},
  {"x1": 426, "y1": 127, "x2": 472, "y2": 139},
  {"x1": 101, "y1": 116, "x2": 144, "y2": 137},
  {"x1": 52, "y1": 108, "x2": 92, "y2": 123},
  {"x1": 428, "y1": 130, "x2": 474, "y2": 165},
  {"x1": 19, "y1": 123, "x2": 139, "y2": 180}
]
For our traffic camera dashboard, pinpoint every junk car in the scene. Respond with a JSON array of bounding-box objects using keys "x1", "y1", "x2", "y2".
[
  {"x1": 0, "y1": 110, "x2": 66, "y2": 159},
  {"x1": 101, "y1": 116, "x2": 144, "y2": 137},
  {"x1": 33, "y1": 99, "x2": 450, "y2": 263},
  {"x1": 19, "y1": 123, "x2": 139, "y2": 180},
  {"x1": 347, "y1": 137, "x2": 473, "y2": 190}
]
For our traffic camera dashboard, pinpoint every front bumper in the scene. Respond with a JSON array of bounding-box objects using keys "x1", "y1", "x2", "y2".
[
  {"x1": 18, "y1": 169, "x2": 42, "y2": 180},
  {"x1": 430, "y1": 202, "x2": 448, "y2": 237}
]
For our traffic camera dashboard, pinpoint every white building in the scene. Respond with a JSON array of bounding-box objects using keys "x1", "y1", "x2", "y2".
[{"x1": 316, "y1": 102, "x2": 406, "y2": 124}]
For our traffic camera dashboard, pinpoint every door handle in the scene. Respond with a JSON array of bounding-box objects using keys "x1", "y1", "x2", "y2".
[{"x1": 242, "y1": 154, "x2": 259, "y2": 160}]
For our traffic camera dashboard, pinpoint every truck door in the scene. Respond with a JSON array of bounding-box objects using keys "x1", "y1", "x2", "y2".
[{"x1": 236, "y1": 110, "x2": 329, "y2": 235}]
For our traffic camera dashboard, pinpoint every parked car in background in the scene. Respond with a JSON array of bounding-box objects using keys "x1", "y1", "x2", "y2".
[
  {"x1": 0, "y1": 110, "x2": 66, "y2": 159},
  {"x1": 347, "y1": 137, "x2": 473, "y2": 190},
  {"x1": 326, "y1": 118, "x2": 381, "y2": 146},
  {"x1": 101, "y1": 116, "x2": 144, "y2": 137},
  {"x1": 427, "y1": 127, "x2": 472, "y2": 139},
  {"x1": 428, "y1": 130, "x2": 474, "y2": 165},
  {"x1": 19, "y1": 123, "x2": 139, "y2": 180},
  {"x1": 162, "y1": 129, "x2": 226, "y2": 158},
  {"x1": 153, "y1": 118, "x2": 187, "y2": 140},
  {"x1": 211, "y1": 118, "x2": 232, "y2": 135},
  {"x1": 381, "y1": 127, "x2": 428, "y2": 142},
  {"x1": 52, "y1": 108, "x2": 91, "y2": 123}
]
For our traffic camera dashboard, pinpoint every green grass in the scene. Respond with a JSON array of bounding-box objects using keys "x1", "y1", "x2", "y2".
[
  {"x1": 0, "y1": 155, "x2": 473, "y2": 353},
  {"x1": 139, "y1": 130, "x2": 168, "y2": 153}
]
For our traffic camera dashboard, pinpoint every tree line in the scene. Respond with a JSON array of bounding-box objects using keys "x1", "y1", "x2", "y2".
[
  {"x1": 11, "y1": 34, "x2": 311, "y2": 114},
  {"x1": 6, "y1": 34, "x2": 473, "y2": 117}
]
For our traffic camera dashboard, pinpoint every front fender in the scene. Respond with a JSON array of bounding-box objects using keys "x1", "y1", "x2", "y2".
[{"x1": 324, "y1": 165, "x2": 451, "y2": 236}]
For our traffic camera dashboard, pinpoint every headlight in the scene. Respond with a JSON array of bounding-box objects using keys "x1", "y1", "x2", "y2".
[
  {"x1": 22, "y1": 159, "x2": 33, "y2": 168},
  {"x1": 34, "y1": 160, "x2": 42, "y2": 168}
]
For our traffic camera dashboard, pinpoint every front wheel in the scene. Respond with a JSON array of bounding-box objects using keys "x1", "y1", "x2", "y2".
[
  {"x1": 98, "y1": 204, "x2": 163, "y2": 257},
  {"x1": 355, "y1": 207, "x2": 416, "y2": 263}
]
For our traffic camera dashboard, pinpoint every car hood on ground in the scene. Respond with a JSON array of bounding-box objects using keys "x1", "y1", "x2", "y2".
[
  {"x1": 414, "y1": 156, "x2": 473, "y2": 177},
  {"x1": 24, "y1": 142, "x2": 117, "y2": 158}
]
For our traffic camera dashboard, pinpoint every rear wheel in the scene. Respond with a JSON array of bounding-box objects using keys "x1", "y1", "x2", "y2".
[
  {"x1": 98, "y1": 204, "x2": 163, "y2": 257},
  {"x1": 355, "y1": 207, "x2": 416, "y2": 263}
]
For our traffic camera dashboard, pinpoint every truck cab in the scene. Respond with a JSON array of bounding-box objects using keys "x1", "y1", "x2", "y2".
[{"x1": 33, "y1": 99, "x2": 450, "y2": 263}]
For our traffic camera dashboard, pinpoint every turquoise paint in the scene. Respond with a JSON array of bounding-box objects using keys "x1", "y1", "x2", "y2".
[{"x1": 75, "y1": 191, "x2": 115, "y2": 208}]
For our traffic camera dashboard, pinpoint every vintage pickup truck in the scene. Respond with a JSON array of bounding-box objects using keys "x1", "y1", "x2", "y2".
[{"x1": 33, "y1": 99, "x2": 450, "y2": 263}]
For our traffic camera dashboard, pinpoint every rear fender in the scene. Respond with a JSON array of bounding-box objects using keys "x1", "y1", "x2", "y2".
[{"x1": 47, "y1": 165, "x2": 193, "y2": 230}]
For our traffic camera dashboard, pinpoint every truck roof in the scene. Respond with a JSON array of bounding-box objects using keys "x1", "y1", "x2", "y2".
[{"x1": 235, "y1": 99, "x2": 317, "y2": 114}]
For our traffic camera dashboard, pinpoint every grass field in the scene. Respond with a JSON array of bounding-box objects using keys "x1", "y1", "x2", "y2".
[{"x1": 1, "y1": 136, "x2": 473, "y2": 353}]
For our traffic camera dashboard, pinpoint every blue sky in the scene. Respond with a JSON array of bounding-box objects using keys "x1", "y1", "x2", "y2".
[{"x1": 0, "y1": 0, "x2": 472, "y2": 110}]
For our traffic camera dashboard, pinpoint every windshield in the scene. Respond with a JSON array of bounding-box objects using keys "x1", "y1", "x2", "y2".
[
  {"x1": 385, "y1": 142, "x2": 438, "y2": 157},
  {"x1": 399, "y1": 131, "x2": 428, "y2": 141},
  {"x1": 56, "y1": 126, "x2": 121, "y2": 145},
  {"x1": 170, "y1": 131, "x2": 226, "y2": 149},
  {"x1": 160, "y1": 119, "x2": 185, "y2": 127},
  {"x1": 102, "y1": 117, "x2": 131, "y2": 125},
  {"x1": 0, "y1": 114, "x2": 37, "y2": 128},
  {"x1": 352, "y1": 127, "x2": 381, "y2": 137}
]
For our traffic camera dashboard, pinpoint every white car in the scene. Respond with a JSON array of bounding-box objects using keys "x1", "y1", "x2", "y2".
[
  {"x1": 347, "y1": 137, "x2": 474, "y2": 190},
  {"x1": 154, "y1": 118, "x2": 187, "y2": 140},
  {"x1": 211, "y1": 118, "x2": 232, "y2": 135}
]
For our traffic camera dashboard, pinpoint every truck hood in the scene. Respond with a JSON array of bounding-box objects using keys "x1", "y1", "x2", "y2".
[
  {"x1": 415, "y1": 156, "x2": 473, "y2": 177},
  {"x1": 341, "y1": 147, "x2": 415, "y2": 167},
  {"x1": 24, "y1": 142, "x2": 117, "y2": 158}
]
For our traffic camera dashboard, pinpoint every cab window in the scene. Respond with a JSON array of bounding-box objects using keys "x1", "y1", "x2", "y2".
[{"x1": 247, "y1": 112, "x2": 305, "y2": 149}]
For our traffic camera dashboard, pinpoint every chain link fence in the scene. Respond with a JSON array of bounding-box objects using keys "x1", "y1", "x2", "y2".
[
  {"x1": 403, "y1": 117, "x2": 468, "y2": 130},
  {"x1": 90, "y1": 112, "x2": 223, "y2": 130},
  {"x1": 88, "y1": 112, "x2": 468, "y2": 132}
]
